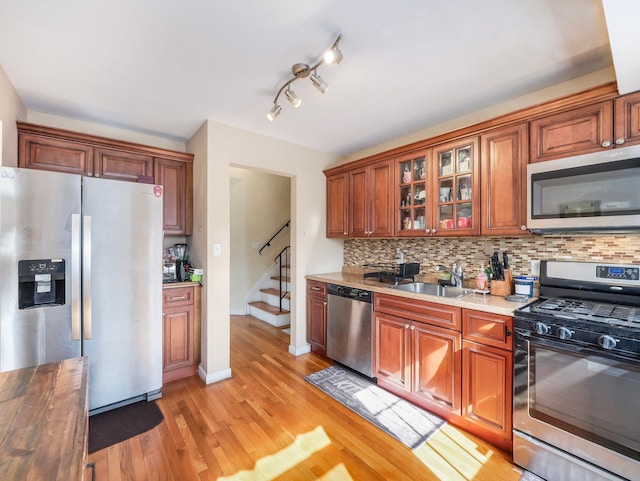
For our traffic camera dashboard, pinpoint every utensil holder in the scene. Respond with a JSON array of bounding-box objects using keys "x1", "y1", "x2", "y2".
[{"x1": 490, "y1": 269, "x2": 513, "y2": 297}]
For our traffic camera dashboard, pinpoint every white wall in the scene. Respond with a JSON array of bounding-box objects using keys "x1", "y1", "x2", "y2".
[
  {"x1": 192, "y1": 120, "x2": 343, "y2": 383},
  {"x1": 26, "y1": 111, "x2": 187, "y2": 152},
  {"x1": 0, "y1": 64, "x2": 27, "y2": 165},
  {"x1": 229, "y1": 167, "x2": 291, "y2": 313},
  {"x1": 342, "y1": 67, "x2": 616, "y2": 164}
]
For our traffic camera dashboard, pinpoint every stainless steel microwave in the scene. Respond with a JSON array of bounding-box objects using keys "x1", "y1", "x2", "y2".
[{"x1": 527, "y1": 144, "x2": 640, "y2": 232}]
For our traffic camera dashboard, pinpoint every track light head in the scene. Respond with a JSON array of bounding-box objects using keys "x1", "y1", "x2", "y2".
[
  {"x1": 266, "y1": 104, "x2": 282, "y2": 121},
  {"x1": 324, "y1": 35, "x2": 343, "y2": 64},
  {"x1": 285, "y1": 88, "x2": 301, "y2": 108},
  {"x1": 310, "y1": 71, "x2": 329, "y2": 94}
]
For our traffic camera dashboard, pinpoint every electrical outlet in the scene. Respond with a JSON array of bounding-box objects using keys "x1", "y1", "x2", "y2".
[{"x1": 531, "y1": 260, "x2": 541, "y2": 275}]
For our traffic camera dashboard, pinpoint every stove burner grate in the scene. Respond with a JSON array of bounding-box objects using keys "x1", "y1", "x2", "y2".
[{"x1": 534, "y1": 297, "x2": 640, "y2": 325}]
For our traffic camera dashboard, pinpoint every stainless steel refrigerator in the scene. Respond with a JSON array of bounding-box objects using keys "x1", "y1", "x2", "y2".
[{"x1": 0, "y1": 166, "x2": 163, "y2": 414}]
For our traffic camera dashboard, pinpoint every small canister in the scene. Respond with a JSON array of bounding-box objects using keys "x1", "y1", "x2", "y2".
[{"x1": 513, "y1": 276, "x2": 538, "y2": 297}]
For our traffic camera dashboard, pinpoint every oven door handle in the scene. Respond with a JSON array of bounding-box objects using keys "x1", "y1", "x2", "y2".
[{"x1": 515, "y1": 329, "x2": 639, "y2": 365}]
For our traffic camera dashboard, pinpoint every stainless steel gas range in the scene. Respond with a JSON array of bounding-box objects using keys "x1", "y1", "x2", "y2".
[{"x1": 513, "y1": 261, "x2": 640, "y2": 481}]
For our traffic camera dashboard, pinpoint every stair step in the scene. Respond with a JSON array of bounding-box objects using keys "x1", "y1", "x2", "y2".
[
  {"x1": 260, "y1": 288, "x2": 290, "y2": 299},
  {"x1": 271, "y1": 276, "x2": 291, "y2": 282},
  {"x1": 248, "y1": 301, "x2": 290, "y2": 316}
]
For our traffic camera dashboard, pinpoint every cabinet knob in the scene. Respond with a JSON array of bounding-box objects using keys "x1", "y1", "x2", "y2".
[
  {"x1": 430, "y1": 228, "x2": 437, "y2": 234},
  {"x1": 95, "y1": 174, "x2": 100, "y2": 178},
  {"x1": 601, "y1": 140, "x2": 611, "y2": 148},
  {"x1": 615, "y1": 137, "x2": 626, "y2": 145},
  {"x1": 520, "y1": 225, "x2": 527, "y2": 231},
  {"x1": 87, "y1": 172, "x2": 93, "y2": 177}
]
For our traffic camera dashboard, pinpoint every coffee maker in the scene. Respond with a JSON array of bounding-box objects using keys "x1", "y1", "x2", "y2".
[{"x1": 174, "y1": 243, "x2": 188, "y2": 282}]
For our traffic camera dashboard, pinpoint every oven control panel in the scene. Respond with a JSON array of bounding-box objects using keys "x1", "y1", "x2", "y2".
[{"x1": 596, "y1": 265, "x2": 639, "y2": 281}]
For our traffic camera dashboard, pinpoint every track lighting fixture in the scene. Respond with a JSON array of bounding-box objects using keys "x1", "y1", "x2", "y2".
[{"x1": 266, "y1": 34, "x2": 343, "y2": 121}]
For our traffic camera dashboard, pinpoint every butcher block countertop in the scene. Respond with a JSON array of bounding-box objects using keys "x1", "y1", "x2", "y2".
[
  {"x1": 306, "y1": 272, "x2": 531, "y2": 316},
  {"x1": 0, "y1": 357, "x2": 89, "y2": 481}
]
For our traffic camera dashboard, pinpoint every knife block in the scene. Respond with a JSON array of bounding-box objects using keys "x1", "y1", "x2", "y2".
[{"x1": 490, "y1": 269, "x2": 513, "y2": 297}]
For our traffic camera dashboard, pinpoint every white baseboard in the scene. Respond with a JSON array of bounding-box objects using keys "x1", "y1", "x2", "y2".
[
  {"x1": 289, "y1": 343, "x2": 311, "y2": 356},
  {"x1": 198, "y1": 365, "x2": 232, "y2": 384}
]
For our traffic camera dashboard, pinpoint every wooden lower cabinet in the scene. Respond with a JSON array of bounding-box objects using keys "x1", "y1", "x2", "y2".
[
  {"x1": 412, "y1": 321, "x2": 461, "y2": 415},
  {"x1": 306, "y1": 280, "x2": 328, "y2": 356},
  {"x1": 461, "y1": 341, "x2": 513, "y2": 452},
  {"x1": 374, "y1": 296, "x2": 514, "y2": 453},
  {"x1": 162, "y1": 284, "x2": 201, "y2": 384},
  {"x1": 374, "y1": 312, "x2": 411, "y2": 391}
]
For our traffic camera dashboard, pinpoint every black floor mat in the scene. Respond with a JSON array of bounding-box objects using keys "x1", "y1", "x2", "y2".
[{"x1": 88, "y1": 400, "x2": 164, "y2": 453}]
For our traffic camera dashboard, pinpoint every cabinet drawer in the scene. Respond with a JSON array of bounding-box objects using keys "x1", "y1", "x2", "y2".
[
  {"x1": 307, "y1": 280, "x2": 327, "y2": 298},
  {"x1": 375, "y1": 293, "x2": 461, "y2": 330},
  {"x1": 162, "y1": 286, "x2": 194, "y2": 307},
  {"x1": 462, "y1": 309, "x2": 513, "y2": 351}
]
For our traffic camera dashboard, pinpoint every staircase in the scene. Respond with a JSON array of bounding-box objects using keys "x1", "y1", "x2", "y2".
[{"x1": 248, "y1": 246, "x2": 291, "y2": 327}]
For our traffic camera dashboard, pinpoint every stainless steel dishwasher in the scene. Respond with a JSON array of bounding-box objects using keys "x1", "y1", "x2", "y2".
[{"x1": 326, "y1": 283, "x2": 374, "y2": 378}]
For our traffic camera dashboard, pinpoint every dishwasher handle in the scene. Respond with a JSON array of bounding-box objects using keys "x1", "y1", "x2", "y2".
[{"x1": 327, "y1": 283, "x2": 373, "y2": 303}]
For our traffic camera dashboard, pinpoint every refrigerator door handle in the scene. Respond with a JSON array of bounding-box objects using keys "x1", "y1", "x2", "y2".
[
  {"x1": 71, "y1": 213, "x2": 82, "y2": 341},
  {"x1": 82, "y1": 215, "x2": 92, "y2": 340}
]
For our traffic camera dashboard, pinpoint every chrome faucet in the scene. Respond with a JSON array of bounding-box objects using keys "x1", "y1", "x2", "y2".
[{"x1": 435, "y1": 264, "x2": 464, "y2": 288}]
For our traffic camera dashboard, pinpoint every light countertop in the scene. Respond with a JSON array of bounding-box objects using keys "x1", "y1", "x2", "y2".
[
  {"x1": 162, "y1": 281, "x2": 201, "y2": 289},
  {"x1": 305, "y1": 272, "x2": 533, "y2": 317}
]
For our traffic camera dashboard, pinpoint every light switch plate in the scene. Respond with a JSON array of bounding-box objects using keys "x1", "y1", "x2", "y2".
[
  {"x1": 213, "y1": 243, "x2": 221, "y2": 256},
  {"x1": 531, "y1": 260, "x2": 540, "y2": 275}
]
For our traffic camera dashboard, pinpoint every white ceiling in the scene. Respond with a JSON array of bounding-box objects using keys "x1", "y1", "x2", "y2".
[{"x1": 0, "y1": 0, "x2": 637, "y2": 156}]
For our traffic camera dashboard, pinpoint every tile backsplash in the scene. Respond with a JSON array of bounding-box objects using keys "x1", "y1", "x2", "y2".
[{"x1": 343, "y1": 234, "x2": 640, "y2": 282}]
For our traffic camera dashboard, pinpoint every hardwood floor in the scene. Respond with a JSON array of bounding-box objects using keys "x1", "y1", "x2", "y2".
[{"x1": 87, "y1": 315, "x2": 524, "y2": 480}]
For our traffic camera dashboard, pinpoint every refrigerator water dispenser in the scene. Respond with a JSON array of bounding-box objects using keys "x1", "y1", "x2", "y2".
[{"x1": 18, "y1": 259, "x2": 65, "y2": 309}]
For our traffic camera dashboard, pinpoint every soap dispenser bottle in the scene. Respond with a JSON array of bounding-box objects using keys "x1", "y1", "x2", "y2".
[{"x1": 476, "y1": 263, "x2": 488, "y2": 290}]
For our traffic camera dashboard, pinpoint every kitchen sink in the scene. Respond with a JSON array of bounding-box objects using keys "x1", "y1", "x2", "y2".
[{"x1": 390, "y1": 282, "x2": 470, "y2": 298}]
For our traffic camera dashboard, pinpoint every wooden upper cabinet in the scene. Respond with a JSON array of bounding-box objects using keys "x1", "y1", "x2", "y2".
[
  {"x1": 17, "y1": 122, "x2": 194, "y2": 236},
  {"x1": 614, "y1": 91, "x2": 640, "y2": 147},
  {"x1": 529, "y1": 101, "x2": 614, "y2": 163},
  {"x1": 326, "y1": 172, "x2": 348, "y2": 238},
  {"x1": 18, "y1": 133, "x2": 93, "y2": 175},
  {"x1": 348, "y1": 158, "x2": 393, "y2": 238},
  {"x1": 155, "y1": 157, "x2": 192, "y2": 235},
  {"x1": 480, "y1": 123, "x2": 528, "y2": 235},
  {"x1": 431, "y1": 137, "x2": 480, "y2": 236},
  {"x1": 94, "y1": 147, "x2": 153, "y2": 181},
  {"x1": 396, "y1": 151, "x2": 430, "y2": 236}
]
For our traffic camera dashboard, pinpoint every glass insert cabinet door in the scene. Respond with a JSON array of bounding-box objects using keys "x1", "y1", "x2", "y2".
[
  {"x1": 434, "y1": 138, "x2": 477, "y2": 234},
  {"x1": 397, "y1": 152, "x2": 428, "y2": 234}
]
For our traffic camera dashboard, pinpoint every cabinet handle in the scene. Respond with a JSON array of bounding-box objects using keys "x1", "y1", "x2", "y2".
[
  {"x1": 87, "y1": 462, "x2": 96, "y2": 481},
  {"x1": 310, "y1": 286, "x2": 321, "y2": 291},
  {"x1": 169, "y1": 295, "x2": 187, "y2": 301},
  {"x1": 506, "y1": 326, "x2": 512, "y2": 337},
  {"x1": 601, "y1": 140, "x2": 611, "y2": 148},
  {"x1": 615, "y1": 137, "x2": 626, "y2": 145}
]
